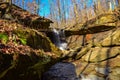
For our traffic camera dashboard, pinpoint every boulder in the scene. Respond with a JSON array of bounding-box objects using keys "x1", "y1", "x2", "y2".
[
  {"x1": 0, "y1": 2, "x2": 53, "y2": 30},
  {"x1": 108, "y1": 68, "x2": 120, "y2": 80},
  {"x1": 83, "y1": 47, "x2": 120, "y2": 62},
  {"x1": 65, "y1": 13, "x2": 117, "y2": 37},
  {"x1": 0, "y1": 48, "x2": 62, "y2": 80},
  {"x1": 0, "y1": 3, "x2": 62, "y2": 80},
  {"x1": 100, "y1": 29, "x2": 120, "y2": 47},
  {"x1": 13, "y1": 27, "x2": 62, "y2": 56}
]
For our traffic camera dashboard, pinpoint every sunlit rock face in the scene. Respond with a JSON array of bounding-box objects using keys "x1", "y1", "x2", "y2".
[
  {"x1": 71, "y1": 28, "x2": 120, "y2": 80},
  {"x1": 66, "y1": 30, "x2": 113, "y2": 49}
]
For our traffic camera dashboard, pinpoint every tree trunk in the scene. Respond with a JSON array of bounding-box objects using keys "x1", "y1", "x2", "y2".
[
  {"x1": 72, "y1": 0, "x2": 79, "y2": 23},
  {"x1": 117, "y1": 0, "x2": 120, "y2": 5}
]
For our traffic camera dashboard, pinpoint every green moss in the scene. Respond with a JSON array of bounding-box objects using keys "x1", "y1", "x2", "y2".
[
  {"x1": 95, "y1": 14, "x2": 116, "y2": 24},
  {"x1": 13, "y1": 27, "x2": 62, "y2": 57},
  {"x1": 29, "y1": 56, "x2": 51, "y2": 78},
  {"x1": 29, "y1": 54, "x2": 61, "y2": 79},
  {"x1": 0, "y1": 33, "x2": 8, "y2": 44}
]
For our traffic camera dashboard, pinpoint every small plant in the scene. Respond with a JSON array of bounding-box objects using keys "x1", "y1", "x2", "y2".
[
  {"x1": 19, "y1": 38, "x2": 27, "y2": 45},
  {"x1": 0, "y1": 33, "x2": 8, "y2": 44}
]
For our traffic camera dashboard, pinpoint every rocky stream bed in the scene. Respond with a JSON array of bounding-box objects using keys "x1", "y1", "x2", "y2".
[{"x1": 0, "y1": 2, "x2": 120, "y2": 80}]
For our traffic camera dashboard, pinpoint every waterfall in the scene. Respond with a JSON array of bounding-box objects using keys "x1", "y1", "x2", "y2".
[
  {"x1": 52, "y1": 28, "x2": 61, "y2": 47},
  {"x1": 52, "y1": 28, "x2": 67, "y2": 50}
]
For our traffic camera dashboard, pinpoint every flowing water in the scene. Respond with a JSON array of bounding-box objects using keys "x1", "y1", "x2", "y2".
[
  {"x1": 52, "y1": 28, "x2": 67, "y2": 50},
  {"x1": 45, "y1": 29, "x2": 105, "y2": 80}
]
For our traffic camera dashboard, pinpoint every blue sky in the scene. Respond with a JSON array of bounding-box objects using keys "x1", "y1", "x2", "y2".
[
  {"x1": 14, "y1": 0, "x2": 94, "y2": 17},
  {"x1": 14, "y1": 0, "x2": 118, "y2": 18},
  {"x1": 39, "y1": 0, "x2": 50, "y2": 16},
  {"x1": 38, "y1": 0, "x2": 94, "y2": 17},
  {"x1": 13, "y1": 0, "x2": 50, "y2": 16}
]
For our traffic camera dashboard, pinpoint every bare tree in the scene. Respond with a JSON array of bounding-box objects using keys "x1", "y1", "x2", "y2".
[
  {"x1": 27, "y1": 1, "x2": 38, "y2": 14},
  {"x1": 61, "y1": 0, "x2": 66, "y2": 27},
  {"x1": 37, "y1": 0, "x2": 40, "y2": 15},
  {"x1": 57, "y1": 0, "x2": 62, "y2": 22},
  {"x1": 117, "y1": 0, "x2": 120, "y2": 5},
  {"x1": 22, "y1": 0, "x2": 25, "y2": 8},
  {"x1": 48, "y1": 0, "x2": 53, "y2": 19},
  {"x1": 72, "y1": 0, "x2": 79, "y2": 23}
]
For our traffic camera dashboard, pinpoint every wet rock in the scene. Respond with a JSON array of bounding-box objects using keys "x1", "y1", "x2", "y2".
[{"x1": 42, "y1": 62, "x2": 79, "y2": 80}]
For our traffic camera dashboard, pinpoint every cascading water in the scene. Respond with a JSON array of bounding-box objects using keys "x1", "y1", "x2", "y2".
[
  {"x1": 52, "y1": 28, "x2": 67, "y2": 50},
  {"x1": 52, "y1": 28, "x2": 61, "y2": 47}
]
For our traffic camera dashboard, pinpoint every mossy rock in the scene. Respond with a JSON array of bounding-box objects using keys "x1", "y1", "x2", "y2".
[
  {"x1": 30, "y1": 18, "x2": 52, "y2": 29},
  {"x1": 95, "y1": 14, "x2": 117, "y2": 24},
  {"x1": 13, "y1": 27, "x2": 62, "y2": 56},
  {"x1": 0, "y1": 50, "x2": 60, "y2": 80}
]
